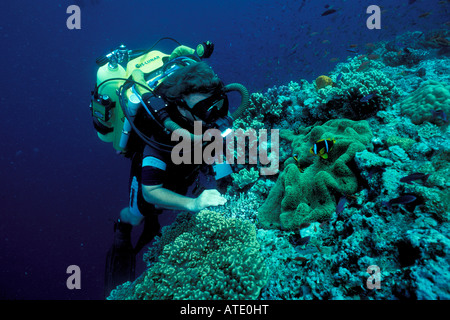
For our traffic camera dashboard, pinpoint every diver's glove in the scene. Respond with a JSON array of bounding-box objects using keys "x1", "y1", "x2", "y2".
[{"x1": 196, "y1": 41, "x2": 214, "y2": 58}]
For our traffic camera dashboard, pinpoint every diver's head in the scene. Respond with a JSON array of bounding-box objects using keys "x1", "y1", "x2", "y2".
[
  {"x1": 157, "y1": 61, "x2": 229, "y2": 130},
  {"x1": 178, "y1": 89, "x2": 229, "y2": 124}
]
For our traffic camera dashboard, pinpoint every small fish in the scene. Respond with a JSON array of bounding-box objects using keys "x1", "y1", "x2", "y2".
[
  {"x1": 310, "y1": 138, "x2": 336, "y2": 159},
  {"x1": 292, "y1": 153, "x2": 303, "y2": 172},
  {"x1": 299, "y1": 222, "x2": 311, "y2": 229},
  {"x1": 346, "y1": 48, "x2": 359, "y2": 53},
  {"x1": 431, "y1": 109, "x2": 449, "y2": 123},
  {"x1": 400, "y1": 172, "x2": 431, "y2": 185},
  {"x1": 332, "y1": 73, "x2": 343, "y2": 87},
  {"x1": 290, "y1": 234, "x2": 310, "y2": 246},
  {"x1": 336, "y1": 196, "x2": 348, "y2": 215},
  {"x1": 382, "y1": 194, "x2": 417, "y2": 210},
  {"x1": 293, "y1": 256, "x2": 308, "y2": 264},
  {"x1": 321, "y1": 9, "x2": 337, "y2": 16},
  {"x1": 360, "y1": 93, "x2": 375, "y2": 103},
  {"x1": 356, "y1": 60, "x2": 371, "y2": 72},
  {"x1": 367, "y1": 54, "x2": 380, "y2": 60},
  {"x1": 419, "y1": 12, "x2": 432, "y2": 18}
]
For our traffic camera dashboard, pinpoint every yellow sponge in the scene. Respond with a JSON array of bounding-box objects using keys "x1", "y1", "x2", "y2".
[{"x1": 315, "y1": 75, "x2": 333, "y2": 90}]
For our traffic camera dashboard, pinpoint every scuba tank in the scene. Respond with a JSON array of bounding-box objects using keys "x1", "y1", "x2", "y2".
[
  {"x1": 95, "y1": 61, "x2": 126, "y2": 145},
  {"x1": 91, "y1": 43, "x2": 169, "y2": 154},
  {"x1": 91, "y1": 45, "x2": 127, "y2": 148}
]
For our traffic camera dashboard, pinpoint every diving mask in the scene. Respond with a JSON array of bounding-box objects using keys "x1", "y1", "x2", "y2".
[{"x1": 189, "y1": 92, "x2": 229, "y2": 123}]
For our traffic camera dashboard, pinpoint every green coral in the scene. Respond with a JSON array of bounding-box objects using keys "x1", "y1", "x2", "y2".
[
  {"x1": 258, "y1": 119, "x2": 373, "y2": 230},
  {"x1": 109, "y1": 210, "x2": 269, "y2": 300},
  {"x1": 143, "y1": 211, "x2": 196, "y2": 265},
  {"x1": 231, "y1": 167, "x2": 260, "y2": 189},
  {"x1": 400, "y1": 80, "x2": 450, "y2": 125},
  {"x1": 386, "y1": 135, "x2": 416, "y2": 151}
]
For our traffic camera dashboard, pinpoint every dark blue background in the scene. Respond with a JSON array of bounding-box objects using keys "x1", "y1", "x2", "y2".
[{"x1": 0, "y1": 0, "x2": 446, "y2": 299}]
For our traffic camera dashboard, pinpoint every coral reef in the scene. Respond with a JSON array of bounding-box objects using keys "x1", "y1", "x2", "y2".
[
  {"x1": 399, "y1": 80, "x2": 450, "y2": 125},
  {"x1": 108, "y1": 210, "x2": 269, "y2": 300},
  {"x1": 231, "y1": 167, "x2": 260, "y2": 189},
  {"x1": 112, "y1": 29, "x2": 450, "y2": 301},
  {"x1": 258, "y1": 119, "x2": 373, "y2": 230},
  {"x1": 286, "y1": 56, "x2": 400, "y2": 125}
]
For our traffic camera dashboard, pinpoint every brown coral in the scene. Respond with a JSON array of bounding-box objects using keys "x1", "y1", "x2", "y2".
[{"x1": 315, "y1": 75, "x2": 333, "y2": 90}]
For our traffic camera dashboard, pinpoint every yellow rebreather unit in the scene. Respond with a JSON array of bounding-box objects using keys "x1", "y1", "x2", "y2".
[{"x1": 94, "y1": 50, "x2": 168, "y2": 152}]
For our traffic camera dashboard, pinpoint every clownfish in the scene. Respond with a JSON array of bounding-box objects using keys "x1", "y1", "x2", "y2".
[
  {"x1": 292, "y1": 154, "x2": 303, "y2": 172},
  {"x1": 310, "y1": 138, "x2": 336, "y2": 159}
]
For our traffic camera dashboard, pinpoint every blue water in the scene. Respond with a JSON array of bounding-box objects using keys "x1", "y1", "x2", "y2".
[{"x1": 0, "y1": 0, "x2": 447, "y2": 300}]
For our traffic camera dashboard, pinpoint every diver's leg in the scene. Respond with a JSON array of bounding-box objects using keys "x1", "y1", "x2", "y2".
[
  {"x1": 119, "y1": 207, "x2": 144, "y2": 226},
  {"x1": 104, "y1": 212, "x2": 136, "y2": 298},
  {"x1": 133, "y1": 210, "x2": 162, "y2": 255}
]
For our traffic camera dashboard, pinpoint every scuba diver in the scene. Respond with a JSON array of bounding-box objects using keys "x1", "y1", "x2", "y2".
[{"x1": 90, "y1": 38, "x2": 250, "y2": 297}]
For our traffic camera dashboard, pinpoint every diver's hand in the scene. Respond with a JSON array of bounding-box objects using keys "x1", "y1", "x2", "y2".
[{"x1": 191, "y1": 189, "x2": 227, "y2": 212}]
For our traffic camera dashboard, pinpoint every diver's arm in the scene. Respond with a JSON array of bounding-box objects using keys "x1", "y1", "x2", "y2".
[{"x1": 142, "y1": 184, "x2": 227, "y2": 212}]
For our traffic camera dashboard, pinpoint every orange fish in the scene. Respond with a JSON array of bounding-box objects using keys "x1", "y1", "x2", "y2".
[{"x1": 349, "y1": 44, "x2": 358, "y2": 48}]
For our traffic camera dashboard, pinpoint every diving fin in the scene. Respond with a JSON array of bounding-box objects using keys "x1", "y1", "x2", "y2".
[{"x1": 104, "y1": 220, "x2": 136, "y2": 298}]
